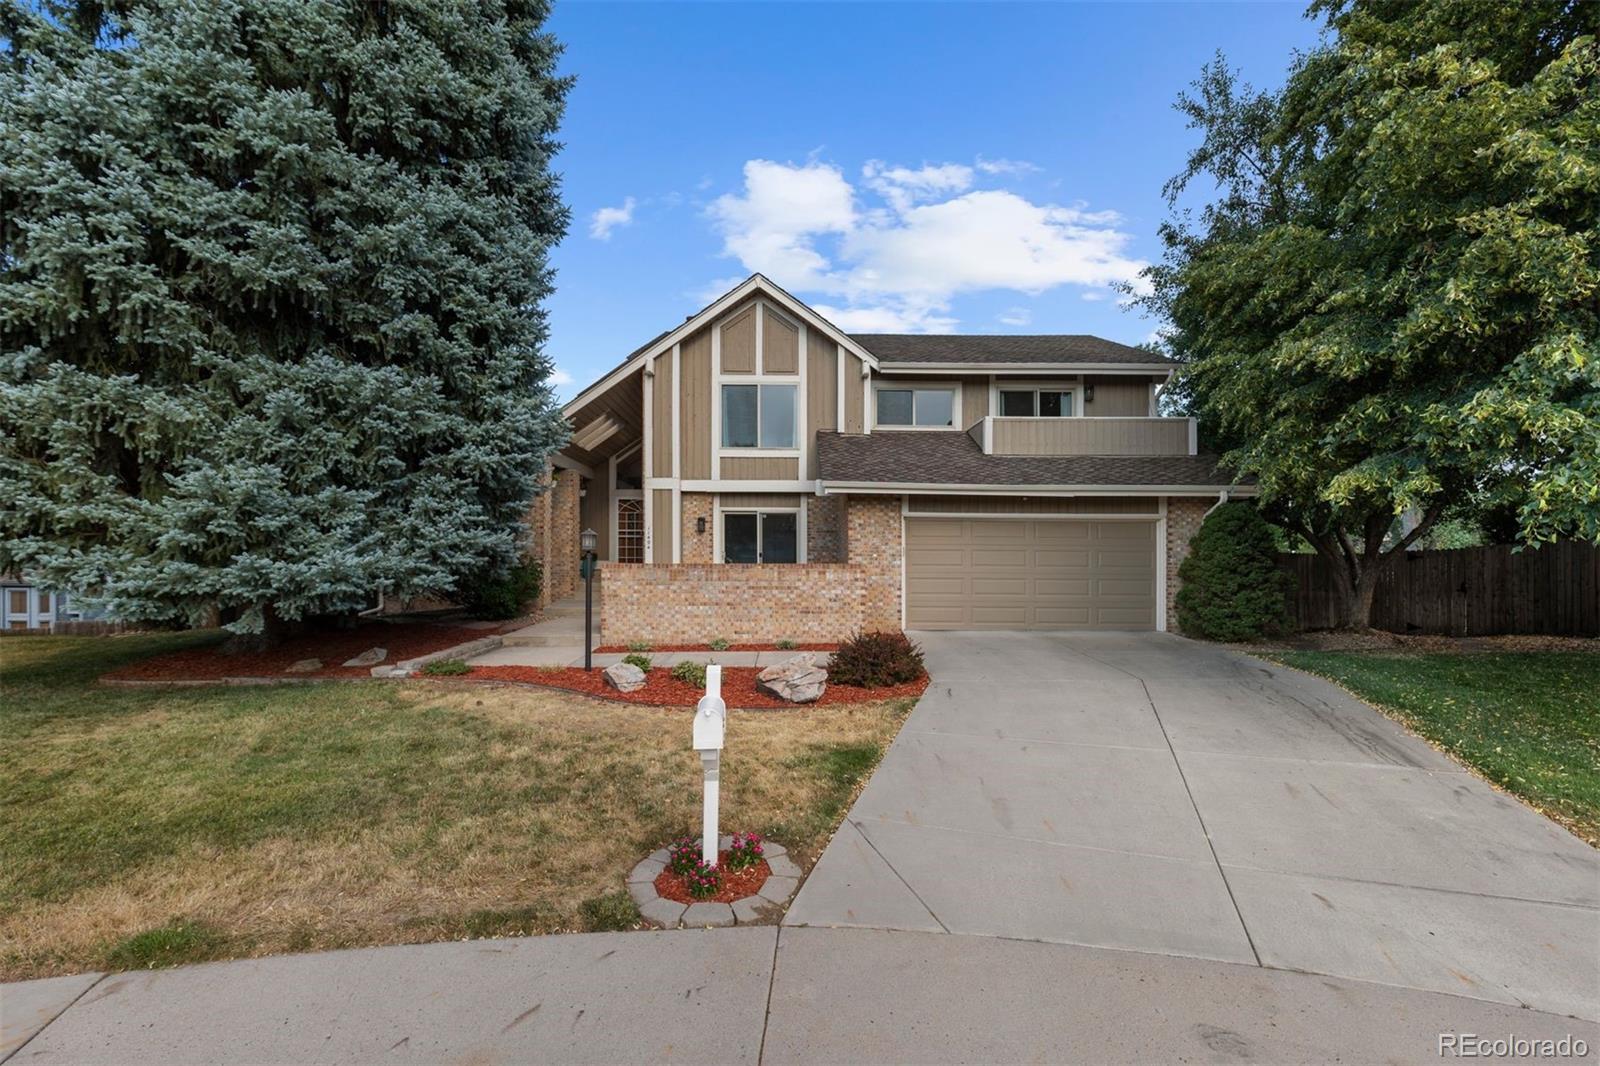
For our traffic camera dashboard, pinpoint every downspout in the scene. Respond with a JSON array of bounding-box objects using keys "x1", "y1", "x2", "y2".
[
  {"x1": 1204, "y1": 489, "x2": 1232, "y2": 517},
  {"x1": 358, "y1": 587, "x2": 386, "y2": 617}
]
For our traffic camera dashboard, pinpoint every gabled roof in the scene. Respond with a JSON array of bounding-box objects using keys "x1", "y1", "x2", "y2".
[
  {"x1": 852, "y1": 334, "x2": 1175, "y2": 368},
  {"x1": 816, "y1": 431, "x2": 1250, "y2": 494}
]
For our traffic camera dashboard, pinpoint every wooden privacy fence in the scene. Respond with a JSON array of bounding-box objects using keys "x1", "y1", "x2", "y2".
[{"x1": 1280, "y1": 541, "x2": 1600, "y2": 636}]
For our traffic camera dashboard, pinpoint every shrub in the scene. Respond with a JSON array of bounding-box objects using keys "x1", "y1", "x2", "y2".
[
  {"x1": 627, "y1": 640, "x2": 652, "y2": 653},
  {"x1": 671, "y1": 660, "x2": 707, "y2": 688},
  {"x1": 1175, "y1": 501, "x2": 1292, "y2": 642},
  {"x1": 725, "y1": 832, "x2": 764, "y2": 871},
  {"x1": 579, "y1": 891, "x2": 639, "y2": 932},
  {"x1": 666, "y1": 836, "x2": 701, "y2": 874},
  {"x1": 775, "y1": 637, "x2": 797, "y2": 650},
  {"x1": 461, "y1": 558, "x2": 542, "y2": 620},
  {"x1": 685, "y1": 859, "x2": 721, "y2": 899},
  {"x1": 421, "y1": 658, "x2": 470, "y2": 677},
  {"x1": 708, "y1": 637, "x2": 730, "y2": 651},
  {"x1": 829, "y1": 630, "x2": 925, "y2": 688},
  {"x1": 622, "y1": 652, "x2": 652, "y2": 672}
]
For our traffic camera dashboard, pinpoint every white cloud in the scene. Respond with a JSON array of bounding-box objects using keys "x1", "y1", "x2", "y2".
[
  {"x1": 1080, "y1": 290, "x2": 1107, "y2": 301},
  {"x1": 998, "y1": 307, "x2": 1032, "y2": 327},
  {"x1": 975, "y1": 156, "x2": 1040, "y2": 176},
  {"x1": 589, "y1": 197, "x2": 636, "y2": 240},
  {"x1": 548, "y1": 367, "x2": 575, "y2": 386},
  {"x1": 704, "y1": 158, "x2": 1146, "y2": 332}
]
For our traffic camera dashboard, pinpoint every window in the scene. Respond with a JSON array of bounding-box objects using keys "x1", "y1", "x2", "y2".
[
  {"x1": 1000, "y1": 388, "x2": 1075, "y2": 417},
  {"x1": 876, "y1": 387, "x2": 956, "y2": 428},
  {"x1": 721, "y1": 384, "x2": 797, "y2": 448},
  {"x1": 723, "y1": 512, "x2": 798, "y2": 563}
]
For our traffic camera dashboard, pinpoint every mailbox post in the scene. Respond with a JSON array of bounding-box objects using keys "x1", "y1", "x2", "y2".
[{"x1": 692, "y1": 664, "x2": 727, "y2": 866}]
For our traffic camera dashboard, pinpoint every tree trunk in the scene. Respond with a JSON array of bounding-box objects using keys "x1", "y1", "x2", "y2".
[
  {"x1": 1328, "y1": 562, "x2": 1384, "y2": 630},
  {"x1": 221, "y1": 603, "x2": 288, "y2": 654},
  {"x1": 1302, "y1": 505, "x2": 1444, "y2": 631}
]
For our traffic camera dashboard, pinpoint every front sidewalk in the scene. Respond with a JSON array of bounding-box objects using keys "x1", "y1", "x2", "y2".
[{"x1": 7, "y1": 927, "x2": 1593, "y2": 1065}]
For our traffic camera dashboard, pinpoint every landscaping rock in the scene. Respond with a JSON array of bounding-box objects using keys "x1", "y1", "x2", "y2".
[
  {"x1": 682, "y1": 902, "x2": 736, "y2": 928},
  {"x1": 731, "y1": 896, "x2": 773, "y2": 925},
  {"x1": 756, "y1": 654, "x2": 827, "y2": 704},
  {"x1": 757, "y1": 875, "x2": 799, "y2": 905},
  {"x1": 627, "y1": 879, "x2": 658, "y2": 908},
  {"x1": 638, "y1": 897, "x2": 685, "y2": 927},
  {"x1": 766, "y1": 853, "x2": 802, "y2": 880},
  {"x1": 603, "y1": 662, "x2": 647, "y2": 693},
  {"x1": 341, "y1": 647, "x2": 387, "y2": 668},
  {"x1": 284, "y1": 658, "x2": 322, "y2": 674},
  {"x1": 628, "y1": 858, "x2": 665, "y2": 884}
]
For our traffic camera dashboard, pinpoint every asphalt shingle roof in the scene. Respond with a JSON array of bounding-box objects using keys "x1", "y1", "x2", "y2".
[
  {"x1": 850, "y1": 334, "x2": 1176, "y2": 367},
  {"x1": 815, "y1": 431, "x2": 1244, "y2": 488}
]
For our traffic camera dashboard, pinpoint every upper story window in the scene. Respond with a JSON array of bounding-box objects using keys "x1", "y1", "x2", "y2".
[
  {"x1": 876, "y1": 388, "x2": 955, "y2": 428},
  {"x1": 1000, "y1": 388, "x2": 1075, "y2": 417},
  {"x1": 721, "y1": 383, "x2": 797, "y2": 448}
]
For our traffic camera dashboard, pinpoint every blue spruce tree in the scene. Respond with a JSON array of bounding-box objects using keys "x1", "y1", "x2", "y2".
[{"x1": 1, "y1": 0, "x2": 571, "y2": 642}]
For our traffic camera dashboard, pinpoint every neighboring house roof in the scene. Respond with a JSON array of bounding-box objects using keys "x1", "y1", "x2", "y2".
[
  {"x1": 851, "y1": 334, "x2": 1176, "y2": 368},
  {"x1": 815, "y1": 431, "x2": 1250, "y2": 493}
]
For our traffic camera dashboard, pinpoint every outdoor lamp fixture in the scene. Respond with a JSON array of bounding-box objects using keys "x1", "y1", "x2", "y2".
[
  {"x1": 697, "y1": 516, "x2": 707, "y2": 534},
  {"x1": 580, "y1": 528, "x2": 598, "y2": 669},
  {"x1": 1084, "y1": 384, "x2": 1095, "y2": 403}
]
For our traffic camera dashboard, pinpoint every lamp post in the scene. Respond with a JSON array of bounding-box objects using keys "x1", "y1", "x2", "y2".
[{"x1": 580, "y1": 528, "x2": 598, "y2": 669}]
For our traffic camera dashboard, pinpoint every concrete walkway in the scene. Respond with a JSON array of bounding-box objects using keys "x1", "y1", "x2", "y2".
[{"x1": 787, "y1": 631, "x2": 1600, "y2": 1019}]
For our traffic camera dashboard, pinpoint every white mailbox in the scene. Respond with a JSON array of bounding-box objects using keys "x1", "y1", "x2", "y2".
[{"x1": 694, "y1": 665, "x2": 727, "y2": 865}]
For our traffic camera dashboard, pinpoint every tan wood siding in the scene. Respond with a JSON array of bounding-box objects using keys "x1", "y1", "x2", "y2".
[
  {"x1": 651, "y1": 353, "x2": 674, "y2": 477},
  {"x1": 562, "y1": 369, "x2": 643, "y2": 470},
  {"x1": 989, "y1": 417, "x2": 1190, "y2": 456},
  {"x1": 806, "y1": 327, "x2": 836, "y2": 478},
  {"x1": 905, "y1": 517, "x2": 1156, "y2": 630},
  {"x1": 720, "y1": 493, "x2": 801, "y2": 509},
  {"x1": 720, "y1": 456, "x2": 800, "y2": 480},
  {"x1": 679, "y1": 327, "x2": 712, "y2": 479},
  {"x1": 1084, "y1": 376, "x2": 1154, "y2": 416},
  {"x1": 843, "y1": 353, "x2": 865, "y2": 433},
  {"x1": 581, "y1": 478, "x2": 611, "y2": 561},
  {"x1": 651, "y1": 489, "x2": 674, "y2": 562},
  {"x1": 907, "y1": 495, "x2": 1157, "y2": 515},
  {"x1": 961, "y1": 377, "x2": 989, "y2": 424},
  {"x1": 720, "y1": 303, "x2": 757, "y2": 373},
  {"x1": 762, "y1": 305, "x2": 799, "y2": 374}
]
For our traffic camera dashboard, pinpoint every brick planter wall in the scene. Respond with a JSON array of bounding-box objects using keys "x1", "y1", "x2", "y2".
[
  {"x1": 846, "y1": 495, "x2": 903, "y2": 633},
  {"x1": 599, "y1": 564, "x2": 875, "y2": 645},
  {"x1": 1165, "y1": 497, "x2": 1211, "y2": 631}
]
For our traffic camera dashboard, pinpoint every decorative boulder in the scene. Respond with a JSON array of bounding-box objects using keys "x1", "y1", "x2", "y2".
[
  {"x1": 284, "y1": 658, "x2": 322, "y2": 674},
  {"x1": 342, "y1": 647, "x2": 387, "y2": 668},
  {"x1": 603, "y1": 662, "x2": 647, "y2": 693},
  {"x1": 756, "y1": 654, "x2": 827, "y2": 704}
]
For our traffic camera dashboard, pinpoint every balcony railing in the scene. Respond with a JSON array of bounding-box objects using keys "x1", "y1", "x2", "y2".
[{"x1": 969, "y1": 416, "x2": 1197, "y2": 457}]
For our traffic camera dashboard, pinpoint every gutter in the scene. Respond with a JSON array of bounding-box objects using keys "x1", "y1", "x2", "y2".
[{"x1": 818, "y1": 481, "x2": 1260, "y2": 498}]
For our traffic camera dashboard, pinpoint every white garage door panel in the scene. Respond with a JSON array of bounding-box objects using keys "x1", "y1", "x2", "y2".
[{"x1": 905, "y1": 517, "x2": 1157, "y2": 631}]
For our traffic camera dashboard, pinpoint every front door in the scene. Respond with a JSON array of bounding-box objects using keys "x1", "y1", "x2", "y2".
[{"x1": 616, "y1": 499, "x2": 644, "y2": 563}]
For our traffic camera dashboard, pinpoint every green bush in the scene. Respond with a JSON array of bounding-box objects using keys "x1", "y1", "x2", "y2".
[
  {"x1": 1175, "y1": 502, "x2": 1292, "y2": 641},
  {"x1": 671, "y1": 660, "x2": 707, "y2": 687},
  {"x1": 422, "y1": 659, "x2": 470, "y2": 677},
  {"x1": 829, "y1": 630, "x2": 925, "y2": 688},
  {"x1": 622, "y1": 652, "x2": 653, "y2": 672},
  {"x1": 627, "y1": 640, "x2": 652, "y2": 653},
  {"x1": 461, "y1": 558, "x2": 542, "y2": 620},
  {"x1": 708, "y1": 637, "x2": 730, "y2": 651},
  {"x1": 775, "y1": 637, "x2": 797, "y2": 650}
]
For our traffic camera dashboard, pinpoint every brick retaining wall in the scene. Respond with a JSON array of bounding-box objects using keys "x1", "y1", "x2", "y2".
[{"x1": 599, "y1": 563, "x2": 878, "y2": 645}]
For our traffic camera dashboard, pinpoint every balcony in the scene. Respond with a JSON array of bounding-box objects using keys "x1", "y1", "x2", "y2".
[{"x1": 967, "y1": 416, "x2": 1197, "y2": 457}]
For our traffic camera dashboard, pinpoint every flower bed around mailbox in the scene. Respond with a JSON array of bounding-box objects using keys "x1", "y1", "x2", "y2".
[{"x1": 462, "y1": 664, "x2": 928, "y2": 708}]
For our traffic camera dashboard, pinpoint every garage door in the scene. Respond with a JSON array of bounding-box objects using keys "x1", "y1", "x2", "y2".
[{"x1": 905, "y1": 518, "x2": 1157, "y2": 630}]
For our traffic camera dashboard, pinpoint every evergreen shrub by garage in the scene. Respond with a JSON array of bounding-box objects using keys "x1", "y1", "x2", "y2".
[
  {"x1": 1175, "y1": 502, "x2": 1292, "y2": 641},
  {"x1": 829, "y1": 631, "x2": 925, "y2": 688}
]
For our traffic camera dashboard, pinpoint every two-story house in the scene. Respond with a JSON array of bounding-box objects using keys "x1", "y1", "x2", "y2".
[{"x1": 530, "y1": 274, "x2": 1250, "y2": 645}]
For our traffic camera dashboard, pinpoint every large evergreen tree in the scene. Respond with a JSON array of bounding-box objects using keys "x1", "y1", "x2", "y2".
[
  {"x1": 1, "y1": 0, "x2": 570, "y2": 638},
  {"x1": 1140, "y1": 0, "x2": 1598, "y2": 627}
]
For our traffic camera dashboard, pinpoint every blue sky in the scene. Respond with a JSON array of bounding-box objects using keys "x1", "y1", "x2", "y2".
[{"x1": 543, "y1": 2, "x2": 1325, "y2": 398}]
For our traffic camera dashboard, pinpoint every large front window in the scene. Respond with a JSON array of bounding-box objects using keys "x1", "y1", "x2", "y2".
[
  {"x1": 876, "y1": 388, "x2": 955, "y2": 427},
  {"x1": 722, "y1": 384, "x2": 797, "y2": 448},
  {"x1": 1000, "y1": 388, "x2": 1074, "y2": 417},
  {"x1": 723, "y1": 511, "x2": 798, "y2": 563}
]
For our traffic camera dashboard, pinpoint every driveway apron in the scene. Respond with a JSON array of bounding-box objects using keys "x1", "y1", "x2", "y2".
[{"x1": 784, "y1": 631, "x2": 1600, "y2": 1020}]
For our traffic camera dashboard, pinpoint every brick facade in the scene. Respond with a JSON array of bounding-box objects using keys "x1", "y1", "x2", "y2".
[
  {"x1": 806, "y1": 495, "x2": 847, "y2": 563},
  {"x1": 528, "y1": 466, "x2": 582, "y2": 608},
  {"x1": 845, "y1": 494, "x2": 902, "y2": 633},
  {"x1": 680, "y1": 493, "x2": 715, "y2": 563},
  {"x1": 599, "y1": 563, "x2": 877, "y2": 645},
  {"x1": 1164, "y1": 496, "x2": 1211, "y2": 632}
]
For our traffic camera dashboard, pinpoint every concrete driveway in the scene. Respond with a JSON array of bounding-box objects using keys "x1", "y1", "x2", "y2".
[{"x1": 786, "y1": 631, "x2": 1600, "y2": 1019}]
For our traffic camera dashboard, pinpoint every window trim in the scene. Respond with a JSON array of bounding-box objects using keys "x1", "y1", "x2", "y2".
[
  {"x1": 996, "y1": 384, "x2": 1081, "y2": 419},
  {"x1": 720, "y1": 382, "x2": 799, "y2": 450},
  {"x1": 719, "y1": 507, "x2": 805, "y2": 564},
  {"x1": 871, "y1": 380, "x2": 964, "y2": 431}
]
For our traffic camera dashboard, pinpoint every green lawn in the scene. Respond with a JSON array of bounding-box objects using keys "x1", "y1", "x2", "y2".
[
  {"x1": 1269, "y1": 651, "x2": 1600, "y2": 846},
  {"x1": 0, "y1": 634, "x2": 913, "y2": 980}
]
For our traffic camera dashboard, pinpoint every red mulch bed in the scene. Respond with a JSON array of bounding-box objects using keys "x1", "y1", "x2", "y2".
[
  {"x1": 593, "y1": 642, "x2": 838, "y2": 653},
  {"x1": 101, "y1": 621, "x2": 500, "y2": 682},
  {"x1": 655, "y1": 855, "x2": 770, "y2": 904},
  {"x1": 464, "y1": 665, "x2": 929, "y2": 708}
]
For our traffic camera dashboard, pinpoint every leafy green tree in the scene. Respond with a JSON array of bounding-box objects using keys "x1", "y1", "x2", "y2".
[
  {"x1": 1, "y1": 0, "x2": 570, "y2": 641},
  {"x1": 1175, "y1": 502, "x2": 1291, "y2": 641},
  {"x1": 1139, "y1": 1, "x2": 1598, "y2": 628}
]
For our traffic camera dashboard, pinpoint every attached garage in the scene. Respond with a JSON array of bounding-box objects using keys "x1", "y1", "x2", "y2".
[{"x1": 904, "y1": 516, "x2": 1158, "y2": 630}]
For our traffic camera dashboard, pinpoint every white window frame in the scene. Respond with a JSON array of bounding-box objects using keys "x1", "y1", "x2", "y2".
[
  {"x1": 871, "y1": 380, "x2": 963, "y2": 431},
  {"x1": 995, "y1": 383, "x2": 1081, "y2": 418},
  {"x1": 712, "y1": 300, "x2": 805, "y2": 465},
  {"x1": 718, "y1": 507, "x2": 806, "y2": 564}
]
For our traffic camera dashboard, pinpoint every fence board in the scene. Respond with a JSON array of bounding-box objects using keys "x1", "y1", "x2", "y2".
[{"x1": 1279, "y1": 541, "x2": 1600, "y2": 636}]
